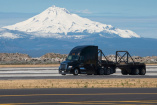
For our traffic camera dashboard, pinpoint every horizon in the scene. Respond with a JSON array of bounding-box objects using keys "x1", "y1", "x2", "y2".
[{"x1": 0, "y1": 0, "x2": 157, "y2": 39}]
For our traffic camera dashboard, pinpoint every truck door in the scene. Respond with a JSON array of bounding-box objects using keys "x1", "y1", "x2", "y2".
[
  {"x1": 83, "y1": 53, "x2": 95, "y2": 74},
  {"x1": 79, "y1": 56, "x2": 94, "y2": 74},
  {"x1": 79, "y1": 46, "x2": 98, "y2": 74}
]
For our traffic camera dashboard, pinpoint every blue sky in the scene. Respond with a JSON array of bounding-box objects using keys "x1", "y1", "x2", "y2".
[{"x1": 0, "y1": 0, "x2": 157, "y2": 38}]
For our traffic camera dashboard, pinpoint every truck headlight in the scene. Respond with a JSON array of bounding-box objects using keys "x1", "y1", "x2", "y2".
[{"x1": 68, "y1": 66, "x2": 72, "y2": 69}]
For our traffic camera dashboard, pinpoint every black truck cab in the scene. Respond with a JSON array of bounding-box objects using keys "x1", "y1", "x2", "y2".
[{"x1": 59, "y1": 45, "x2": 98, "y2": 75}]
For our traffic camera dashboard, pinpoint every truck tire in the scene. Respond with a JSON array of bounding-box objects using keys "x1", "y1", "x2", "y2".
[
  {"x1": 121, "y1": 69, "x2": 128, "y2": 75},
  {"x1": 139, "y1": 68, "x2": 146, "y2": 75},
  {"x1": 99, "y1": 68, "x2": 105, "y2": 75},
  {"x1": 109, "y1": 68, "x2": 113, "y2": 74},
  {"x1": 73, "y1": 68, "x2": 79, "y2": 75},
  {"x1": 104, "y1": 68, "x2": 110, "y2": 75},
  {"x1": 132, "y1": 68, "x2": 139, "y2": 75}
]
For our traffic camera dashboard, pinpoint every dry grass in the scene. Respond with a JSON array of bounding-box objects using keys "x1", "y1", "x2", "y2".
[
  {"x1": 0, "y1": 79, "x2": 157, "y2": 89},
  {"x1": 0, "y1": 64, "x2": 60, "y2": 68},
  {"x1": 146, "y1": 64, "x2": 157, "y2": 66}
]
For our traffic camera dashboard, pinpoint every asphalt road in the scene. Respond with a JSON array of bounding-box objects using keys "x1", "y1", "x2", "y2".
[
  {"x1": 0, "y1": 65, "x2": 157, "y2": 80},
  {"x1": 0, "y1": 88, "x2": 157, "y2": 105}
]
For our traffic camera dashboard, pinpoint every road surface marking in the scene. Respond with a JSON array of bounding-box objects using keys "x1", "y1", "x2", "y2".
[{"x1": 0, "y1": 93, "x2": 157, "y2": 97}]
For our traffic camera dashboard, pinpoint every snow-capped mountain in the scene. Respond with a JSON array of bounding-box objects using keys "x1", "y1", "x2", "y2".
[{"x1": 3, "y1": 5, "x2": 140, "y2": 38}]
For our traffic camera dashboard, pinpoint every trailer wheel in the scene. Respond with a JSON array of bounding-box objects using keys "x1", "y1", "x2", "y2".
[
  {"x1": 132, "y1": 68, "x2": 139, "y2": 75},
  {"x1": 73, "y1": 68, "x2": 79, "y2": 75},
  {"x1": 99, "y1": 68, "x2": 105, "y2": 75},
  {"x1": 121, "y1": 69, "x2": 128, "y2": 75},
  {"x1": 139, "y1": 68, "x2": 146, "y2": 75},
  {"x1": 104, "y1": 68, "x2": 110, "y2": 75}
]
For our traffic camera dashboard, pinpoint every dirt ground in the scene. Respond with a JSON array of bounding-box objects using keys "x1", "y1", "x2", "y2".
[{"x1": 0, "y1": 78, "x2": 157, "y2": 89}]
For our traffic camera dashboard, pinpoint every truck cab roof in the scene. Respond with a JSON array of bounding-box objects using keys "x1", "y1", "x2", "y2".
[{"x1": 70, "y1": 45, "x2": 98, "y2": 54}]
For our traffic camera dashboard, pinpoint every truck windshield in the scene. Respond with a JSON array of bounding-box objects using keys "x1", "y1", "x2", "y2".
[{"x1": 67, "y1": 55, "x2": 79, "y2": 61}]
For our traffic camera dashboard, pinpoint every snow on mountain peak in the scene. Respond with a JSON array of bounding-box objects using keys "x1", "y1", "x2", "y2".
[
  {"x1": 45, "y1": 5, "x2": 71, "y2": 15},
  {"x1": 3, "y1": 6, "x2": 140, "y2": 38}
]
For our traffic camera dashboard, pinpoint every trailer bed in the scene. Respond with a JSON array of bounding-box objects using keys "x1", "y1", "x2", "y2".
[{"x1": 115, "y1": 51, "x2": 146, "y2": 75}]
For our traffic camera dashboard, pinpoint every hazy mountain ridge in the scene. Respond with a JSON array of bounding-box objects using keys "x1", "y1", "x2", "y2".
[{"x1": 0, "y1": 37, "x2": 157, "y2": 57}]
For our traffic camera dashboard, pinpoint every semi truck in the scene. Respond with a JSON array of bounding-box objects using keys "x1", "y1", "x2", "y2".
[{"x1": 59, "y1": 45, "x2": 146, "y2": 75}]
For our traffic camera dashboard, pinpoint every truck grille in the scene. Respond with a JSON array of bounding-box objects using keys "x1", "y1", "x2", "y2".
[{"x1": 61, "y1": 64, "x2": 67, "y2": 70}]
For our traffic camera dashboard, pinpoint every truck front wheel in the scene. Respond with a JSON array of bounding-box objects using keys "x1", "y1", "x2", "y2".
[{"x1": 73, "y1": 68, "x2": 79, "y2": 75}]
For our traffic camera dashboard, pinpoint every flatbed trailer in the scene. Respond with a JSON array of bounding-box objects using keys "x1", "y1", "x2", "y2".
[
  {"x1": 59, "y1": 45, "x2": 146, "y2": 75},
  {"x1": 115, "y1": 51, "x2": 146, "y2": 75}
]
